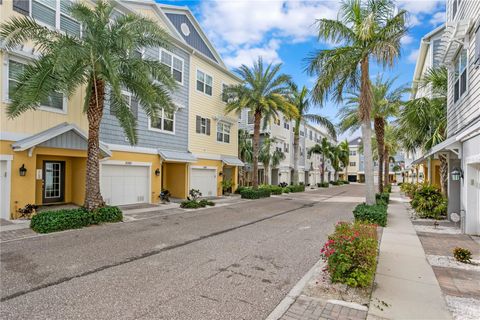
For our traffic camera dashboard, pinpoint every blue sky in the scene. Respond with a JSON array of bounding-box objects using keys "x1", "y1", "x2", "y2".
[{"x1": 158, "y1": 0, "x2": 446, "y2": 139}]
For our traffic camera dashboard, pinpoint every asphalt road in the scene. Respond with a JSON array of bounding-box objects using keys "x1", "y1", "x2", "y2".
[{"x1": 0, "y1": 184, "x2": 365, "y2": 320}]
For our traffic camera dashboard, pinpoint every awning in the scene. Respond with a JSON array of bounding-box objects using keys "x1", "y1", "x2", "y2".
[
  {"x1": 424, "y1": 135, "x2": 461, "y2": 158},
  {"x1": 221, "y1": 156, "x2": 244, "y2": 166},
  {"x1": 158, "y1": 149, "x2": 197, "y2": 163},
  {"x1": 11, "y1": 122, "x2": 111, "y2": 157},
  {"x1": 441, "y1": 19, "x2": 475, "y2": 64}
]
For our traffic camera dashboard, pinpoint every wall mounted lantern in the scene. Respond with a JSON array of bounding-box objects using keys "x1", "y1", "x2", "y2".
[
  {"x1": 19, "y1": 164, "x2": 27, "y2": 176},
  {"x1": 451, "y1": 167, "x2": 463, "y2": 181},
  {"x1": 219, "y1": 172, "x2": 223, "y2": 176},
  {"x1": 155, "y1": 168, "x2": 160, "y2": 176}
]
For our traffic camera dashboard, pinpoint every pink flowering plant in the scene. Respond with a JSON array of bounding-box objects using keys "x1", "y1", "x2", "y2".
[{"x1": 320, "y1": 221, "x2": 378, "y2": 287}]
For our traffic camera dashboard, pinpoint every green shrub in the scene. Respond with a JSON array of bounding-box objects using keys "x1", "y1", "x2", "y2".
[
  {"x1": 341, "y1": 180, "x2": 350, "y2": 184},
  {"x1": 31, "y1": 208, "x2": 93, "y2": 233},
  {"x1": 240, "y1": 188, "x2": 271, "y2": 199},
  {"x1": 199, "y1": 199, "x2": 215, "y2": 207},
  {"x1": 375, "y1": 192, "x2": 390, "y2": 205},
  {"x1": 353, "y1": 203, "x2": 387, "y2": 227},
  {"x1": 453, "y1": 247, "x2": 472, "y2": 263},
  {"x1": 259, "y1": 184, "x2": 283, "y2": 195},
  {"x1": 384, "y1": 184, "x2": 392, "y2": 193},
  {"x1": 180, "y1": 199, "x2": 215, "y2": 209},
  {"x1": 330, "y1": 180, "x2": 342, "y2": 186},
  {"x1": 92, "y1": 206, "x2": 123, "y2": 223},
  {"x1": 282, "y1": 187, "x2": 290, "y2": 193},
  {"x1": 410, "y1": 184, "x2": 447, "y2": 219},
  {"x1": 317, "y1": 182, "x2": 329, "y2": 188},
  {"x1": 287, "y1": 184, "x2": 305, "y2": 193},
  {"x1": 400, "y1": 182, "x2": 420, "y2": 198},
  {"x1": 321, "y1": 221, "x2": 378, "y2": 287},
  {"x1": 235, "y1": 186, "x2": 248, "y2": 194}
]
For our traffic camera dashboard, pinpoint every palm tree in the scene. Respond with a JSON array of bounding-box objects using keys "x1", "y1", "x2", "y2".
[
  {"x1": 398, "y1": 67, "x2": 448, "y2": 195},
  {"x1": 0, "y1": 1, "x2": 176, "y2": 210},
  {"x1": 306, "y1": 0, "x2": 407, "y2": 204},
  {"x1": 224, "y1": 58, "x2": 297, "y2": 189},
  {"x1": 238, "y1": 129, "x2": 253, "y2": 186},
  {"x1": 258, "y1": 137, "x2": 286, "y2": 184},
  {"x1": 289, "y1": 84, "x2": 336, "y2": 185},
  {"x1": 329, "y1": 145, "x2": 343, "y2": 181},
  {"x1": 338, "y1": 76, "x2": 407, "y2": 192},
  {"x1": 337, "y1": 140, "x2": 350, "y2": 180},
  {"x1": 308, "y1": 137, "x2": 333, "y2": 184},
  {"x1": 383, "y1": 124, "x2": 399, "y2": 186}
]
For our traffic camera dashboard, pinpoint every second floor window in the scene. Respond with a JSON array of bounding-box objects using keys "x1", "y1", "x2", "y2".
[
  {"x1": 284, "y1": 143, "x2": 289, "y2": 153},
  {"x1": 32, "y1": 0, "x2": 81, "y2": 37},
  {"x1": 8, "y1": 58, "x2": 65, "y2": 111},
  {"x1": 349, "y1": 162, "x2": 356, "y2": 166},
  {"x1": 150, "y1": 109, "x2": 174, "y2": 133},
  {"x1": 349, "y1": 150, "x2": 356, "y2": 156},
  {"x1": 161, "y1": 50, "x2": 183, "y2": 84},
  {"x1": 283, "y1": 119, "x2": 290, "y2": 130},
  {"x1": 309, "y1": 131, "x2": 313, "y2": 140},
  {"x1": 196, "y1": 116, "x2": 211, "y2": 135},
  {"x1": 454, "y1": 49, "x2": 468, "y2": 103},
  {"x1": 197, "y1": 70, "x2": 213, "y2": 96},
  {"x1": 217, "y1": 122, "x2": 231, "y2": 143},
  {"x1": 247, "y1": 111, "x2": 254, "y2": 125}
]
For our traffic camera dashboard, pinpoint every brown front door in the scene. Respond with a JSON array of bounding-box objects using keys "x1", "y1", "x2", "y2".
[{"x1": 43, "y1": 161, "x2": 65, "y2": 204}]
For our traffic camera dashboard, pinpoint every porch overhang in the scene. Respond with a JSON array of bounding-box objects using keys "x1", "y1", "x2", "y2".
[
  {"x1": 221, "y1": 156, "x2": 244, "y2": 166},
  {"x1": 441, "y1": 19, "x2": 475, "y2": 65},
  {"x1": 158, "y1": 149, "x2": 197, "y2": 163},
  {"x1": 424, "y1": 135, "x2": 462, "y2": 158},
  {"x1": 11, "y1": 122, "x2": 111, "y2": 157}
]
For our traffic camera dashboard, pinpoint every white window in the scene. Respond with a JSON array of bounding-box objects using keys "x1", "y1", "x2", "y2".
[
  {"x1": 150, "y1": 109, "x2": 175, "y2": 133},
  {"x1": 349, "y1": 150, "x2": 356, "y2": 156},
  {"x1": 31, "y1": 0, "x2": 81, "y2": 37},
  {"x1": 247, "y1": 110, "x2": 254, "y2": 125},
  {"x1": 309, "y1": 130, "x2": 313, "y2": 140},
  {"x1": 284, "y1": 143, "x2": 289, "y2": 153},
  {"x1": 121, "y1": 90, "x2": 132, "y2": 109},
  {"x1": 160, "y1": 50, "x2": 183, "y2": 84},
  {"x1": 276, "y1": 146, "x2": 282, "y2": 153},
  {"x1": 221, "y1": 83, "x2": 229, "y2": 103},
  {"x1": 350, "y1": 162, "x2": 356, "y2": 166},
  {"x1": 196, "y1": 70, "x2": 213, "y2": 96},
  {"x1": 300, "y1": 130, "x2": 304, "y2": 137},
  {"x1": 7, "y1": 58, "x2": 65, "y2": 112},
  {"x1": 283, "y1": 119, "x2": 290, "y2": 130},
  {"x1": 454, "y1": 49, "x2": 467, "y2": 103},
  {"x1": 217, "y1": 122, "x2": 231, "y2": 143}
]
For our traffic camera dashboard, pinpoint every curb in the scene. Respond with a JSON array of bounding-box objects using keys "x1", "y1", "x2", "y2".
[{"x1": 265, "y1": 258, "x2": 324, "y2": 320}]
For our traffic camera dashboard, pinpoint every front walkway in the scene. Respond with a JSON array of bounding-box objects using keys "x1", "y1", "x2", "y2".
[{"x1": 368, "y1": 188, "x2": 451, "y2": 319}]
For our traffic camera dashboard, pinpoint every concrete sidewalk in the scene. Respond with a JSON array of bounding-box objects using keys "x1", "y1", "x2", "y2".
[{"x1": 368, "y1": 188, "x2": 451, "y2": 319}]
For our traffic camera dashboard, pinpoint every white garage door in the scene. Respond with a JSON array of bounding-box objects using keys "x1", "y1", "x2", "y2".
[
  {"x1": 101, "y1": 164, "x2": 149, "y2": 206},
  {"x1": 190, "y1": 168, "x2": 217, "y2": 197}
]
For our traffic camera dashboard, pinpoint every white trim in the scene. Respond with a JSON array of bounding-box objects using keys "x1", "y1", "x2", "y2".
[
  {"x1": 195, "y1": 68, "x2": 214, "y2": 97},
  {"x1": 159, "y1": 48, "x2": 185, "y2": 86},
  {"x1": 0, "y1": 155, "x2": 13, "y2": 220},
  {"x1": 100, "y1": 160, "x2": 152, "y2": 205},
  {"x1": 104, "y1": 143, "x2": 158, "y2": 155},
  {"x1": 28, "y1": 0, "x2": 82, "y2": 37},
  {"x1": 0, "y1": 132, "x2": 33, "y2": 142},
  {"x1": 147, "y1": 108, "x2": 176, "y2": 135},
  {"x1": 457, "y1": 121, "x2": 480, "y2": 142},
  {"x1": 189, "y1": 165, "x2": 218, "y2": 197}
]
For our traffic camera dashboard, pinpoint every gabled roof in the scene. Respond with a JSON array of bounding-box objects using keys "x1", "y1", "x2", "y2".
[
  {"x1": 11, "y1": 122, "x2": 112, "y2": 156},
  {"x1": 348, "y1": 137, "x2": 362, "y2": 146}
]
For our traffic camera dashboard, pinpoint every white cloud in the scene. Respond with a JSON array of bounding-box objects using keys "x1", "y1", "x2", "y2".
[
  {"x1": 397, "y1": 0, "x2": 445, "y2": 26},
  {"x1": 408, "y1": 48, "x2": 420, "y2": 63},
  {"x1": 199, "y1": 0, "x2": 340, "y2": 68},
  {"x1": 430, "y1": 11, "x2": 446, "y2": 26},
  {"x1": 401, "y1": 34, "x2": 414, "y2": 45}
]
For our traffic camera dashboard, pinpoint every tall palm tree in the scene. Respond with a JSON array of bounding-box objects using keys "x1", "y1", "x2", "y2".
[
  {"x1": 308, "y1": 137, "x2": 333, "y2": 184},
  {"x1": 329, "y1": 145, "x2": 343, "y2": 181},
  {"x1": 224, "y1": 58, "x2": 297, "y2": 189},
  {"x1": 307, "y1": 0, "x2": 407, "y2": 204},
  {"x1": 398, "y1": 67, "x2": 448, "y2": 195},
  {"x1": 338, "y1": 76, "x2": 407, "y2": 192},
  {"x1": 0, "y1": 1, "x2": 176, "y2": 210},
  {"x1": 383, "y1": 124, "x2": 399, "y2": 186},
  {"x1": 238, "y1": 129, "x2": 253, "y2": 186},
  {"x1": 289, "y1": 84, "x2": 336, "y2": 185},
  {"x1": 338, "y1": 140, "x2": 350, "y2": 180},
  {"x1": 259, "y1": 137, "x2": 286, "y2": 184}
]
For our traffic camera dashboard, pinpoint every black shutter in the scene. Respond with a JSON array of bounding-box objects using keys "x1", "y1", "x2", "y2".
[
  {"x1": 13, "y1": 0, "x2": 29, "y2": 15},
  {"x1": 131, "y1": 97, "x2": 138, "y2": 119},
  {"x1": 206, "y1": 119, "x2": 211, "y2": 135},
  {"x1": 196, "y1": 116, "x2": 201, "y2": 133}
]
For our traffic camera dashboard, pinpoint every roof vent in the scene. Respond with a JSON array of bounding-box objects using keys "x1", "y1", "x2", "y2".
[{"x1": 180, "y1": 23, "x2": 190, "y2": 36}]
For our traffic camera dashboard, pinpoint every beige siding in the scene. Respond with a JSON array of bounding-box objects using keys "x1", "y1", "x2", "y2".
[
  {"x1": 188, "y1": 55, "x2": 239, "y2": 157},
  {"x1": 446, "y1": 0, "x2": 480, "y2": 137}
]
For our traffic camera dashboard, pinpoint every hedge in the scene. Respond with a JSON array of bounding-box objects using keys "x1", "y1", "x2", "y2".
[
  {"x1": 30, "y1": 206, "x2": 123, "y2": 233},
  {"x1": 259, "y1": 185, "x2": 283, "y2": 195},
  {"x1": 286, "y1": 184, "x2": 305, "y2": 193},
  {"x1": 375, "y1": 192, "x2": 390, "y2": 206},
  {"x1": 180, "y1": 199, "x2": 215, "y2": 209},
  {"x1": 353, "y1": 203, "x2": 387, "y2": 227},
  {"x1": 317, "y1": 182, "x2": 329, "y2": 188},
  {"x1": 240, "y1": 188, "x2": 271, "y2": 199}
]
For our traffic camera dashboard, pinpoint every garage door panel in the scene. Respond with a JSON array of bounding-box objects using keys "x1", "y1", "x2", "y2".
[
  {"x1": 101, "y1": 164, "x2": 149, "y2": 206},
  {"x1": 190, "y1": 168, "x2": 217, "y2": 197}
]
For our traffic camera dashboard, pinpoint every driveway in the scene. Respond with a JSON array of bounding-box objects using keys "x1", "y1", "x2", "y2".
[{"x1": 0, "y1": 184, "x2": 365, "y2": 320}]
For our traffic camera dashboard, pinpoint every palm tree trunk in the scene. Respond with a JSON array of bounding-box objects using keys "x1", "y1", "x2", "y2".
[
  {"x1": 359, "y1": 58, "x2": 375, "y2": 205},
  {"x1": 321, "y1": 155, "x2": 325, "y2": 184},
  {"x1": 252, "y1": 110, "x2": 261, "y2": 189},
  {"x1": 384, "y1": 146, "x2": 389, "y2": 188},
  {"x1": 439, "y1": 153, "x2": 448, "y2": 196},
  {"x1": 374, "y1": 116, "x2": 385, "y2": 193},
  {"x1": 84, "y1": 78, "x2": 106, "y2": 211},
  {"x1": 292, "y1": 130, "x2": 300, "y2": 185}
]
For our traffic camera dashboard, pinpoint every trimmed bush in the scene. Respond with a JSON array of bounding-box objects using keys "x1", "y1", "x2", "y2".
[
  {"x1": 240, "y1": 188, "x2": 271, "y2": 199},
  {"x1": 410, "y1": 184, "x2": 447, "y2": 219},
  {"x1": 259, "y1": 184, "x2": 283, "y2": 195},
  {"x1": 317, "y1": 182, "x2": 329, "y2": 188},
  {"x1": 287, "y1": 184, "x2": 305, "y2": 193},
  {"x1": 375, "y1": 192, "x2": 390, "y2": 205},
  {"x1": 180, "y1": 199, "x2": 215, "y2": 209},
  {"x1": 30, "y1": 206, "x2": 123, "y2": 233},
  {"x1": 341, "y1": 180, "x2": 350, "y2": 184},
  {"x1": 235, "y1": 186, "x2": 247, "y2": 194},
  {"x1": 199, "y1": 199, "x2": 215, "y2": 207},
  {"x1": 330, "y1": 180, "x2": 342, "y2": 186},
  {"x1": 385, "y1": 184, "x2": 392, "y2": 193},
  {"x1": 353, "y1": 203, "x2": 387, "y2": 227},
  {"x1": 453, "y1": 247, "x2": 472, "y2": 263},
  {"x1": 321, "y1": 221, "x2": 378, "y2": 287},
  {"x1": 282, "y1": 187, "x2": 290, "y2": 193}
]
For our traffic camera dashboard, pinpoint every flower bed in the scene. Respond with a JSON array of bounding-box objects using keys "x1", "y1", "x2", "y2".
[{"x1": 321, "y1": 221, "x2": 378, "y2": 287}]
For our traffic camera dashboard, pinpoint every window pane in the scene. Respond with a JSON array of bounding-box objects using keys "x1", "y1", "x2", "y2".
[
  {"x1": 205, "y1": 75, "x2": 212, "y2": 86},
  {"x1": 42, "y1": 91, "x2": 64, "y2": 110},
  {"x1": 205, "y1": 85, "x2": 212, "y2": 96},
  {"x1": 454, "y1": 80, "x2": 459, "y2": 102},
  {"x1": 173, "y1": 57, "x2": 182, "y2": 71},
  {"x1": 217, "y1": 132, "x2": 223, "y2": 142},
  {"x1": 173, "y1": 69, "x2": 182, "y2": 83},
  {"x1": 61, "y1": 15, "x2": 81, "y2": 37},
  {"x1": 151, "y1": 117, "x2": 162, "y2": 130},
  {"x1": 197, "y1": 70, "x2": 204, "y2": 82},
  {"x1": 161, "y1": 51, "x2": 172, "y2": 66},
  {"x1": 224, "y1": 134, "x2": 230, "y2": 143},
  {"x1": 460, "y1": 50, "x2": 467, "y2": 71},
  {"x1": 8, "y1": 80, "x2": 18, "y2": 99},
  {"x1": 164, "y1": 110, "x2": 174, "y2": 120},
  {"x1": 460, "y1": 70, "x2": 467, "y2": 96},
  {"x1": 60, "y1": 0, "x2": 73, "y2": 14},
  {"x1": 9, "y1": 60, "x2": 25, "y2": 80},
  {"x1": 163, "y1": 119, "x2": 174, "y2": 132},
  {"x1": 197, "y1": 80, "x2": 204, "y2": 92},
  {"x1": 32, "y1": 1, "x2": 56, "y2": 28}
]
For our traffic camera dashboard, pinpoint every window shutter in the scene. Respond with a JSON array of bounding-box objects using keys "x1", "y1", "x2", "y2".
[
  {"x1": 131, "y1": 97, "x2": 138, "y2": 119},
  {"x1": 13, "y1": 0, "x2": 29, "y2": 15},
  {"x1": 206, "y1": 119, "x2": 211, "y2": 135},
  {"x1": 196, "y1": 116, "x2": 201, "y2": 133}
]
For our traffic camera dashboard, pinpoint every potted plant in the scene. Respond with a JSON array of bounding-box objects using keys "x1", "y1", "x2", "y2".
[{"x1": 221, "y1": 179, "x2": 233, "y2": 195}]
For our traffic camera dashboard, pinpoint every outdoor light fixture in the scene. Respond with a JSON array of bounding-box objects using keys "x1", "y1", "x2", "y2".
[
  {"x1": 19, "y1": 164, "x2": 27, "y2": 176},
  {"x1": 155, "y1": 168, "x2": 160, "y2": 176},
  {"x1": 219, "y1": 172, "x2": 223, "y2": 176},
  {"x1": 451, "y1": 167, "x2": 463, "y2": 181}
]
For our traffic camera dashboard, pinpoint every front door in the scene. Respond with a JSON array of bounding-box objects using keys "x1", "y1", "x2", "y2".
[{"x1": 43, "y1": 161, "x2": 65, "y2": 204}]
